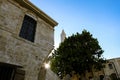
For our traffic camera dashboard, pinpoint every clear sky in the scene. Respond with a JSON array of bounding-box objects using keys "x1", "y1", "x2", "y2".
[{"x1": 30, "y1": 0, "x2": 120, "y2": 59}]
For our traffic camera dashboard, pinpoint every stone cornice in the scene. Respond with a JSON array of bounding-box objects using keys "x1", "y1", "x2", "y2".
[{"x1": 13, "y1": 0, "x2": 58, "y2": 27}]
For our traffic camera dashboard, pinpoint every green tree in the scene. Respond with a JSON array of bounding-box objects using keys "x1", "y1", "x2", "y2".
[{"x1": 51, "y1": 30, "x2": 106, "y2": 78}]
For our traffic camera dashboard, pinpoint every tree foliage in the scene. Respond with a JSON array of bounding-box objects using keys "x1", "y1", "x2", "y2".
[{"x1": 50, "y1": 30, "x2": 106, "y2": 78}]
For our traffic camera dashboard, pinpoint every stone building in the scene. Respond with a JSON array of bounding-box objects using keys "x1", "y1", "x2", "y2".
[
  {"x1": 80, "y1": 57, "x2": 120, "y2": 80},
  {"x1": 103, "y1": 57, "x2": 120, "y2": 79},
  {"x1": 67, "y1": 58, "x2": 120, "y2": 80},
  {"x1": 0, "y1": 0, "x2": 58, "y2": 80}
]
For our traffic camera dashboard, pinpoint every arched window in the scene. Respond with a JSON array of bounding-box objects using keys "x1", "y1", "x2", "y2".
[{"x1": 110, "y1": 73, "x2": 117, "y2": 80}]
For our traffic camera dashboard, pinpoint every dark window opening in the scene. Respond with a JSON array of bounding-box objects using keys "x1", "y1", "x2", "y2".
[
  {"x1": 89, "y1": 76, "x2": 92, "y2": 79},
  {"x1": 19, "y1": 15, "x2": 37, "y2": 42},
  {"x1": 0, "y1": 66, "x2": 14, "y2": 80},
  {"x1": 108, "y1": 63, "x2": 113, "y2": 69},
  {"x1": 99, "y1": 75, "x2": 104, "y2": 80},
  {"x1": 0, "y1": 62, "x2": 25, "y2": 80},
  {"x1": 110, "y1": 73, "x2": 117, "y2": 80}
]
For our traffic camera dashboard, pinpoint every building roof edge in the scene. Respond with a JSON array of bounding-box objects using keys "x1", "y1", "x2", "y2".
[{"x1": 14, "y1": 0, "x2": 58, "y2": 27}]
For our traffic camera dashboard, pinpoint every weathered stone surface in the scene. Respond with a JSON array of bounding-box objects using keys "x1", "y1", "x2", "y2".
[
  {"x1": 45, "y1": 69, "x2": 61, "y2": 80},
  {"x1": 0, "y1": 0, "x2": 57, "y2": 80}
]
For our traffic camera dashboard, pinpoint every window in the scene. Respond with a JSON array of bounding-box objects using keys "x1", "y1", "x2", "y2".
[
  {"x1": 0, "y1": 63, "x2": 25, "y2": 80},
  {"x1": 89, "y1": 76, "x2": 92, "y2": 80},
  {"x1": 108, "y1": 63, "x2": 113, "y2": 69},
  {"x1": 110, "y1": 73, "x2": 117, "y2": 80},
  {"x1": 19, "y1": 15, "x2": 37, "y2": 42},
  {"x1": 0, "y1": 66, "x2": 14, "y2": 80},
  {"x1": 99, "y1": 75, "x2": 104, "y2": 80}
]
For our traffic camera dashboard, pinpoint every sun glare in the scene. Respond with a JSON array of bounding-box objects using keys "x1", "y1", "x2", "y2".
[{"x1": 44, "y1": 62, "x2": 50, "y2": 69}]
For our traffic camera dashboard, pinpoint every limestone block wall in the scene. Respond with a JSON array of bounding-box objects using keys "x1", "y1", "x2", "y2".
[
  {"x1": 103, "y1": 58, "x2": 120, "y2": 78},
  {"x1": 103, "y1": 63, "x2": 116, "y2": 76},
  {"x1": 45, "y1": 69, "x2": 61, "y2": 80},
  {"x1": 0, "y1": 0, "x2": 56, "y2": 80}
]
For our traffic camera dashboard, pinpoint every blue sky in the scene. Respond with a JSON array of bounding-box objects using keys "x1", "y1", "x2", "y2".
[{"x1": 30, "y1": 0, "x2": 120, "y2": 59}]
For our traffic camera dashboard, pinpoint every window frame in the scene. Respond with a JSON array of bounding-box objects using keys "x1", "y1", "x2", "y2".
[
  {"x1": 19, "y1": 15, "x2": 37, "y2": 42},
  {"x1": 0, "y1": 62, "x2": 24, "y2": 80}
]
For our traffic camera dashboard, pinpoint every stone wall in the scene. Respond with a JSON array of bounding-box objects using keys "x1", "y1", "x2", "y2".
[
  {"x1": 46, "y1": 69, "x2": 61, "y2": 80},
  {"x1": 104, "y1": 58, "x2": 120, "y2": 78},
  {"x1": 0, "y1": 0, "x2": 57, "y2": 80}
]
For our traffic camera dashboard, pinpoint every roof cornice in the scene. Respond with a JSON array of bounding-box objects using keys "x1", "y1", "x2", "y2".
[{"x1": 14, "y1": 0, "x2": 58, "y2": 27}]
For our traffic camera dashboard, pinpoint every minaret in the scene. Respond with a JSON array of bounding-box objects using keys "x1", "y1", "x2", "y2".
[{"x1": 61, "y1": 29, "x2": 66, "y2": 42}]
